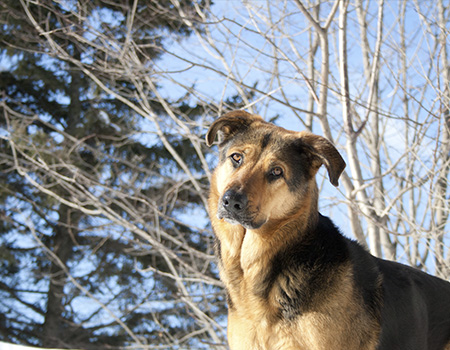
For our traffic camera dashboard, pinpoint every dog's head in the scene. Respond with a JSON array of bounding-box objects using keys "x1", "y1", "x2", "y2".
[{"x1": 206, "y1": 110, "x2": 345, "y2": 230}]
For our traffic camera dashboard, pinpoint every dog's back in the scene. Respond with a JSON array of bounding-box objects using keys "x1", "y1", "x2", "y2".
[{"x1": 376, "y1": 258, "x2": 450, "y2": 349}]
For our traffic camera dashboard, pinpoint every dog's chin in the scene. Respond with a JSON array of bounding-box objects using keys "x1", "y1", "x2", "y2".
[{"x1": 218, "y1": 211, "x2": 266, "y2": 230}]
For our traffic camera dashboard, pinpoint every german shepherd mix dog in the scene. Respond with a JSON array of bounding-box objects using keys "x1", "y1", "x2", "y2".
[{"x1": 206, "y1": 110, "x2": 450, "y2": 350}]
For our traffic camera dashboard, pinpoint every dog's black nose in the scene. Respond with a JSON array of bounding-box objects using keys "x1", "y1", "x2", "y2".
[{"x1": 222, "y1": 189, "x2": 248, "y2": 214}]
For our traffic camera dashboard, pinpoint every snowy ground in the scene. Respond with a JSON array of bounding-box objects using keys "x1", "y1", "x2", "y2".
[{"x1": 0, "y1": 343, "x2": 65, "y2": 350}]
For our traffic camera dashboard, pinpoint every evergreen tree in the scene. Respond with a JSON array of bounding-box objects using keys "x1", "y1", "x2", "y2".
[{"x1": 0, "y1": 1, "x2": 230, "y2": 348}]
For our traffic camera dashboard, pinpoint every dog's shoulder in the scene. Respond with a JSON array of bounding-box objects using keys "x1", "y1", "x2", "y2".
[
  {"x1": 263, "y1": 214, "x2": 358, "y2": 319},
  {"x1": 342, "y1": 235, "x2": 383, "y2": 318}
]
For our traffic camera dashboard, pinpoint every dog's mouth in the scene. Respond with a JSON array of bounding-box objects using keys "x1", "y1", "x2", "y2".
[{"x1": 217, "y1": 203, "x2": 266, "y2": 230}]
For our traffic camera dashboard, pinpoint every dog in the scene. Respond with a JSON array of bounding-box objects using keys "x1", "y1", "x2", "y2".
[{"x1": 206, "y1": 110, "x2": 450, "y2": 350}]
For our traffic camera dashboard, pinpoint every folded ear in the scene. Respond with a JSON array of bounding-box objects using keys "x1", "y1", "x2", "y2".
[
  {"x1": 206, "y1": 110, "x2": 264, "y2": 147},
  {"x1": 300, "y1": 133, "x2": 346, "y2": 187}
]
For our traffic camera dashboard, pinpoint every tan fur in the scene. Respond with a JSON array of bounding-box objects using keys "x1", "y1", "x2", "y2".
[{"x1": 207, "y1": 112, "x2": 380, "y2": 349}]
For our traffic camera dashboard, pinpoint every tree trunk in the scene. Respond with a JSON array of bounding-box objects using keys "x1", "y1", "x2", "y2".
[
  {"x1": 42, "y1": 205, "x2": 76, "y2": 348},
  {"x1": 435, "y1": 0, "x2": 450, "y2": 277},
  {"x1": 42, "y1": 43, "x2": 83, "y2": 347}
]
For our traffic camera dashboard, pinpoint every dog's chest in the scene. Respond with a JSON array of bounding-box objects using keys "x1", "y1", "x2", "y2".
[
  {"x1": 230, "y1": 311, "x2": 379, "y2": 350},
  {"x1": 239, "y1": 230, "x2": 267, "y2": 270},
  {"x1": 227, "y1": 258, "x2": 380, "y2": 350}
]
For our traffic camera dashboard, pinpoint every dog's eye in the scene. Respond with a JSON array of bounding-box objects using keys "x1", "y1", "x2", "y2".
[
  {"x1": 271, "y1": 167, "x2": 283, "y2": 177},
  {"x1": 230, "y1": 153, "x2": 243, "y2": 165}
]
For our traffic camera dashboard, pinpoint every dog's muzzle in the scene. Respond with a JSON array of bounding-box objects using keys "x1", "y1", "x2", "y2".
[{"x1": 218, "y1": 189, "x2": 264, "y2": 229}]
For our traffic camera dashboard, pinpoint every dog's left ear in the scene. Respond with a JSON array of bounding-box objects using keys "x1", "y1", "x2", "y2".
[
  {"x1": 301, "y1": 133, "x2": 346, "y2": 187},
  {"x1": 206, "y1": 110, "x2": 264, "y2": 146}
]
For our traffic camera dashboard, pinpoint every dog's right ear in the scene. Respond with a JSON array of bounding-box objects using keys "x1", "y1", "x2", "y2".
[{"x1": 206, "y1": 110, "x2": 263, "y2": 147}]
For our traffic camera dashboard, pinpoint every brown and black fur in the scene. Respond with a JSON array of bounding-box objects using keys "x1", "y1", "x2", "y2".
[{"x1": 206, "y1": 110, "x2": 450, "y2": 350}]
